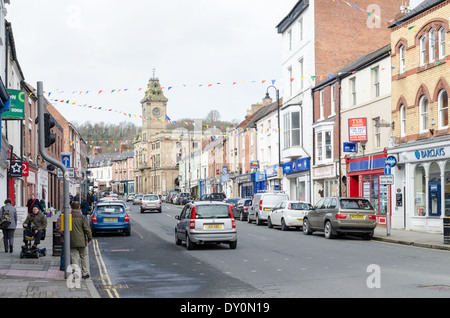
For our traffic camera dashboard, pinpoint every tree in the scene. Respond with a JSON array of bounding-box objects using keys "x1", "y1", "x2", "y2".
[{"x1": 205, "y1": 110, "x2": 221, "y2": 123}]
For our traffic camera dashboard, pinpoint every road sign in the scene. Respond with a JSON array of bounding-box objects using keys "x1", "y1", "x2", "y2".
[
  {"x1": 57, "y1": 167, "x2": 74, "y2": 179},
  {"x1": 61, "y1": 153, "x2": 71, "y2": 168},
  {"x1": 343, "y1": 142, "x2": 358, "y2": 153},
  {"x1": 384, "y1": 164, "x2": 391, "y2": 175},
  {"x1": 386, "y1": 155, "x2": 397, "y2": 167},
  {"x1": 380, "y1": 174, "x2": 394, "y2": 185}
]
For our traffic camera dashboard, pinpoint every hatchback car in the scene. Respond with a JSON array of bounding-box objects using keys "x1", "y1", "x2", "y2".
[
  {"x1": 177, "y1": 193, "x2": 191, "y2": 205},
  {"x1": 140, "y1": 194, "x2": 162, "y2": 213},
  {"x1": 234, "y1": 199, "x2": 252, "y2": 221},
  {"x1": 248, "y1": 192, "x2": 289, "y2": 225},
  {"x1": 268, "y1": 201, "x2": 313, "y2": 231},
  {"x1": 126, "y1": 193, "x2": 135, "y2": 202},
  {"x1": 174, "y1": 201, "x2": 237, "y2": 250},
  {"x1": 90, "y1": 202, "x2": 131, "y2": 236},
  {"x1": 133, "y1": 194, "x2": 143, "y2": 205},
  {"x1": 303, "y1": 197, "x2": 377, "y2": 239}
]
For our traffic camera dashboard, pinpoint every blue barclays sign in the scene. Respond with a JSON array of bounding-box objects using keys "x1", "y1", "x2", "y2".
[{"x1": 414, "y1": 148, "x2": 445, "y2": 160}]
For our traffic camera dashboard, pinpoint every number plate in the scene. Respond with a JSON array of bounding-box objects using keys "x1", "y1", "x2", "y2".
[
  {"x1": 351, "y1": 215, "x2": 364, "y2": 219},
  {"x1": 204, "y1": 224, "x2": 223, "y2": 229},
  {"x1": 264, "y1": 208, "x2": 271, "y2": 211},
  {"x1": 104, "y1": 218, "x2": 117, "y2": 222}
]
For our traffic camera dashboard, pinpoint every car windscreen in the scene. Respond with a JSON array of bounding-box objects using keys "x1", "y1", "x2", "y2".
[
  {"x1": 143, "y1": 195, "x2": 159, "y2": 201},
  {"x1": 340, "y1": 199, "x2": 374, "y2": 210},
  {"x1": 210, "y1": 193, "x2": 225, "y2": 200},
  {"x1": 195, "y1": 205, "x2": 230, "y2": 219},
  {"x1": 290, "y1": 203, "x2": 312, "y2": 210},
  {"x1": 96, "y1": 205, "x2": 125, "y2": 214},
  {"x1": 263, "y1": 195, "x2": 288, "y2": 205}
]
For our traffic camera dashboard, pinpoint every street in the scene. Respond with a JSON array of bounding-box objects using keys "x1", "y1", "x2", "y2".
[{"x1": 89, "y1": 201, "x2": 450, "y2": 298}]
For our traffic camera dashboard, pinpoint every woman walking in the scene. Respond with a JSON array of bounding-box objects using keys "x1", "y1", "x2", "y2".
[{"x1": 1, "y1": 198, "x2": 18, "y2": 253}]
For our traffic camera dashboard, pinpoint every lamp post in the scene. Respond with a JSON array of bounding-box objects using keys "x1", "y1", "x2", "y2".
[{"x1": 264, "y1": 85, "x2": 282, "y2": 190}]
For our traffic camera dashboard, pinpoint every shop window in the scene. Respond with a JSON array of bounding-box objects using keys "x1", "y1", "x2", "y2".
[
  {"x1": 429, "y1": 162, "x2": 441, "y2": 217},
  {"x1": 414, "y1": 164, "x2": 426, "y2": 216},
  {"x1": 363, "y1": 175, "x2": 379, "y2": 214}
]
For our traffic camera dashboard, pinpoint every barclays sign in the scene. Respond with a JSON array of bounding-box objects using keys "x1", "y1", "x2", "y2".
[{"x1": 414, "y1": 148, "x2": 445, "y2": 160}]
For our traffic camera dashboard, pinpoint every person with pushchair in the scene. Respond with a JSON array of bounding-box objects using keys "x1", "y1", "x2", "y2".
[{"x1": 23, "y1": 206, "x2": 47, "y2": 248}]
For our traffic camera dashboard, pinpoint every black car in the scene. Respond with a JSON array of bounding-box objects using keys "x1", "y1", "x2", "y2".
[
  {"x1": 199, "y1": 193, "x2": 226, "y2": 201},
  {"x1": 234, "y1": 199, "x2": 252, "y2": 221}
]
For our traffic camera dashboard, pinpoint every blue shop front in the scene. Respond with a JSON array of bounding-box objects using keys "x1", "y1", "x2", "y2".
[
  {"x1": 236, "y1": 173, "x2": 254, "y2": 198},
  {"x1": 281, "y1": 157, "x2": 311, "y2": 202}
]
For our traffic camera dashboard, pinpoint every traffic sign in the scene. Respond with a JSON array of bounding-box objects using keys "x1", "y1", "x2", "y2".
[
  {"x1": 386, "y1": 155, "x2": 397, "y2": 167},
  {"x1": 380, "y1": 174, "x2": 394, "y2": 185},
  {"x1": 384, "y1": 164, "x2": 391, "y2": 175},
  {"x1": 61, "y1": 152, "x2": 71, "y2": 168}
]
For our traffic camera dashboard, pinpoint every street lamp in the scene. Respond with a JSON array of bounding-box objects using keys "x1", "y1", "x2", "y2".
[{"x1": 264, "y1": 85, "x2": 282, "y2": 190}]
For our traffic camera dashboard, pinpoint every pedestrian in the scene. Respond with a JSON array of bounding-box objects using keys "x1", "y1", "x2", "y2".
[
  {"x1": 1, "y1": 198, "x2": 18, "y2": 253},
  {"x1": 23, "y1": 206, "x2": 47, "y2": 248},
  {"x1": 80, "y1": 198, "x2": 90, "y2": 217},
  {"x1": 55, "y1": 213, "x2": 65, "y2": 271},
  {"x1": 69, "y1": 201, "x2": 92, "y2": 279},
  {"x1": 26, "y1": 193, "x2": 44, "y2": 214}
]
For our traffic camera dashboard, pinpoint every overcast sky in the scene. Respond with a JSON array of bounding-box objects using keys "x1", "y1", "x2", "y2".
[{"x1": 6, "y1": 0, "x2": 301, "y2": 126}]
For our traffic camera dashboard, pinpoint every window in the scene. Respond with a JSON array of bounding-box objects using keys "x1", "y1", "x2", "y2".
[
  {"x1": 283, "y1": 112, "x2": 301, "y2": 148},
  {"x1": 429, "y1": 28, "x2": 436, "y2": 63},
  {"x1": 420, "y1": 35, "x2": 426, "y2": 66},
  {"x1": 372, "y1": 66, "x2": 380, "y2": 98},
  {"x1": 298, "y1": 18, "x2": 303, "y2": 42},
  {"x1": 373, "y1": 117, "x2": 380, "y2": 148},
  {"x1": 283, "y1": 113, "x2": 290, "y2": 149},
  {"x1": 350, "y1": 77, "x2": 356, "y2": 105},
  {"x1": 439, "y1": 27, "x2": 446, "y2": 59},
  {"x1": 399, "y1": 45, "x2": 406, "y2": 74},
  {"x1": 288, "y1": 29, "x2": 292, "y2": 51},
  {"x1": 400, "y1": 105, "x2": 406, "y2": 137},
  {"x1": 316, "y1": 130, "x2": 332, "y2": 163},
  {"x1": 419, "y1": 95, "x2": 429, "y2": 132},
  {"x1": 288, "y1": 66, "x2": 293, "y2": 96},
  {"x1": 438, "y1": 90, "x2": 448, "y2": 128},
  {"x1": 299, "y1": 58, "x2": 304, "y2": 90},
  {"x1": 316, "y1": 132, "x2": 323, "y2": 162},
  {"x1": 330, "y1": 84, "x2": 336, "y2": 116},
  {"x1": 319, "y1": 90, "x2": 324, "y2": 119},
  {"x1": 325, "y1": 131, "x2": 332, "y2": 159}
]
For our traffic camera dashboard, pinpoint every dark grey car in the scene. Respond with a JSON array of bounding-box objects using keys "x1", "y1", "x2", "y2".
[{"x1": 303, "y1": 197, "x2": 377, "y2": 239}]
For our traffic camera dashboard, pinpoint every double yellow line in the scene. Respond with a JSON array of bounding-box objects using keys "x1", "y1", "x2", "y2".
[{"x1": 92, "y1": 239, "x2": 120, "y2": 298}]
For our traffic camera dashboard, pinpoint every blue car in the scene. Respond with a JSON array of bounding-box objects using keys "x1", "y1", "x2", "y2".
[{"x1": 90, "y1": 201, "x2": 130, "y2": 236}]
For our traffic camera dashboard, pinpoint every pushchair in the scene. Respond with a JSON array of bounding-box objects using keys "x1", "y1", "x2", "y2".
[{"x1": 20, "y1": 227, "x2": 47, "y2": 259}]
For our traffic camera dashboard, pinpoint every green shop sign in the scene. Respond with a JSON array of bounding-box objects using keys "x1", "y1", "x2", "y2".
[{"x1": 2, "y1": 89, "x2": 25, "y2": 119}]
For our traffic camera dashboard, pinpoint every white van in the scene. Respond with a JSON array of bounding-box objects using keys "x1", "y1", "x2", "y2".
[{"x1": 248, "y1": 192, "x2": 289, "y2": 225}]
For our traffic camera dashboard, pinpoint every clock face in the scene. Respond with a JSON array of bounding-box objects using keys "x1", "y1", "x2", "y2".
[{"x1": 152, "y1": 107, "x2": 161, "y2": 117}]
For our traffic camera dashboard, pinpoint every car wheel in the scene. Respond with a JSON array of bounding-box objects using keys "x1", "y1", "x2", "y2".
[
  {"x1": 281, "y1": 219, "x2": 288, "y2": 231},
  {"x1": 303, "y1": 218, "x2": 313, "y2": 235},
  {"x1": 175, "y1": 230, "x2": 182, "y2": 245},
  {"x1": 240, "y1": 212, "x2": 244, "y2": 221},
  {"x1": 267, "y1": 217, "x2": 273, "y2": 228},
  {"x1": 256, "y1": 214, "x2": 262, "y2": 226},
  {"x1": 186, "y1": 234, "x2": 195, "y2": 250},
  {"x1": 247, "y1": 215, "x2": 252, "y2": 223},
  {"x1": 362, "y1": 231, "x2": 374, "y2": 240},
  {"x1": 229, "y1": 240, "x2": 237, "y2": 249},
  {"x1": 324, "y1": 221, "x2": 336, "y2": 239}
]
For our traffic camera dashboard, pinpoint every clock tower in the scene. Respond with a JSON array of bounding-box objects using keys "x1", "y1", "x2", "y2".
[{"x1": 140, "y1": 73, "x2": 168, "y2": 139}]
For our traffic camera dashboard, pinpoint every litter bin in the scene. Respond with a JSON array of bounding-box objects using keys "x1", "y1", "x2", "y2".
[
  {"x1": 52, "y1": 220, "x2": 62, "y2": 256},
  {"x1": 444, "y1": 217, "x2": 450, "y2": 244}
]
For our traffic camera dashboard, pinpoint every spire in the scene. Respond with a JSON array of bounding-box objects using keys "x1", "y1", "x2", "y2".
[{"x1": 150, "y1": 68, "x2": 158, "y2": 81}]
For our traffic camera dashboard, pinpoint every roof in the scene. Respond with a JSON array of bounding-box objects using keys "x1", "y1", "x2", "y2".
[
  {"x1": 313, "y1": 44, "x2": 391, "y2": 91},
  {"x1": 389, "y1": 0, "x2": 446, "y2": 27},
  {"x1": 276, "y1": 0, "x2": 309, "y2": 34}
]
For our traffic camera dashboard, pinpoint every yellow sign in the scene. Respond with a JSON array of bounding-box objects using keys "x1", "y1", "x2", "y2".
[
  {"x1": 60, "y1": 214, "x2": 72, "y2": 231},
  {"x1": 277, "y1": 167, "x2": 283, "y2": 179}
]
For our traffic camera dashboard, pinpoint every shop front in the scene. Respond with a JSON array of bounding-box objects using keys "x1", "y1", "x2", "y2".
[
  {"x1": 281, "y1": 158, "x2": 310, "y2": 202},
  {"x1": 389, "y1": 137, "x2": 450, "y2": 233},
  {"x1": 236, "y1": 173, "x2": 254, "y2": 198},
  {"x1": 265, "y1": 165, "x2": 281, "y2": 191},
  {"x1": 255, "y1": 171, "x2": 267, "y2": 193},
  {"x1": 345, "y1": 151, "x2": 389, "y2": 224}
]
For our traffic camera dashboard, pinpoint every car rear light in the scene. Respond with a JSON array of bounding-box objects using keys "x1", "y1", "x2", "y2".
[
  {"x1": 259, "y1": 200, "x2": 262, "y2": 211},
  {"x1": 244, "y1": 206, "x2": 248, "y2": 210},
  {"x1": 124, "y1": 214, "x2": 130, "y2": 222},
  {"x1": 232, "y1": 219, "x2": 236, "y2": 229},
  {"x1": 190, "y1": 206, "x2": 196, "y2": 229},
  {"x1": 368, "y1": 215, "x2": 377, "y2": 220},
  {"x1": 335, "y1": 213, "x2": 348, "y2": 219},
  {"x1": 229, "y1": 205, "x2": 234, "y2": 219},
  {"x1": 91, "y1": 214, "x2": 97, "y2": 224},
  {"x1": 159, "y1": 201, "x2": 162, "y2": 204}
]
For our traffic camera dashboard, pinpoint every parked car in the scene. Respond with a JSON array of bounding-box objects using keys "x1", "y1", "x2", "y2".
[
  {"x1": 248, "y1": 192, "x2": 289, "y2": 225},
  {"x1": 133, "y1": 194, "x2": 144, "y2": 205},
  {"x1": 89, "y1": 201, "x2": 130, "y2": 236},
  {"x1": 161, "y1": 194, "x2": 168, "y2": 202},
  {"x1": 303, "y1": 197, "x2": 377, "y2": 239},
  {"x1": 126, "y1": 193, "x2": 136, "y2": 202},
  {"x1": 177, "y1": 193, "x2": 191, "y2": 205},
  {"x1": 174, "y1": 201, "x2": 237, "y2": 250},
  {"x1": 172, "y1": 194, "x2": 180, "y2": 204},
  {"x1": 234, "y1": 199, "x2": 252, "y2": 221},
  {"x1": 268, "y1": 201, "x2": 313, "y2": 231},
  {"x1": 199, "y1": 193, "x2": 226, "y2": 201}
]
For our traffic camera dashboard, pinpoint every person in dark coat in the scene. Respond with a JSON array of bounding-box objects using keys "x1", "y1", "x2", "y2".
[
  {"x1": 26, "y1": 194, "x2": 44, "y2": 214},
  {"x1": 80, "y1": 198, "x2": 90, "y2": 217},
  {"x1": 1, "y1": 198, "x2": 18, "y2": 253}
]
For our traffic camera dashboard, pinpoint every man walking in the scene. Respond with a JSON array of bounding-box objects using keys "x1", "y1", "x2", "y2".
[{"x1": 69, "y1": 201, "x2": 92, "y2": 279}]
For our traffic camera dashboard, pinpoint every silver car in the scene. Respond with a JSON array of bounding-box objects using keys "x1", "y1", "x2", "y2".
[
  {"x1": 303, "y1": 197, "x2": 377, "y2": 240},
  {"x1": 174, "y1": 201, "x2": 237, "y2": 250},
  {"x1": 133, "y1": 194, "x2": 143, "y2": 205},
  {"x1": 140, "y1": 194, "x2": 162, "y2": 213}
]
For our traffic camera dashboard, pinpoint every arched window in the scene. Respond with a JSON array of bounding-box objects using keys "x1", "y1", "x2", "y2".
[
  {"x1": 439, "y1": 27, "x2": 446, "y2": 59},
  {"x1": 420, "y1": 35, "x2": 426, "y2": 65},
  {"x1": 419, "y1": 95, "x2": 429, "y2": 132},
  {"x1": 400, "y1": 104, "x2": 406, "y2": 136},
  {"x1": 399, "y1": 45, "x2": 406, "y2": 74},
  {"x1": 429, "y1": 28, "x2": 436, "y2": 62},
  {"x1": 438, "y1": 90, "x2": 448, "y2": 128},
  {"x1": 414, "y1": 164, "x2": 426, "y2": 216}
]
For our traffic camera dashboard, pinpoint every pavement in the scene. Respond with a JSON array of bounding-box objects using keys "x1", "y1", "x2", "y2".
[{"x1": 1, "y1": 211, "x2": 450, "y2": 298}]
